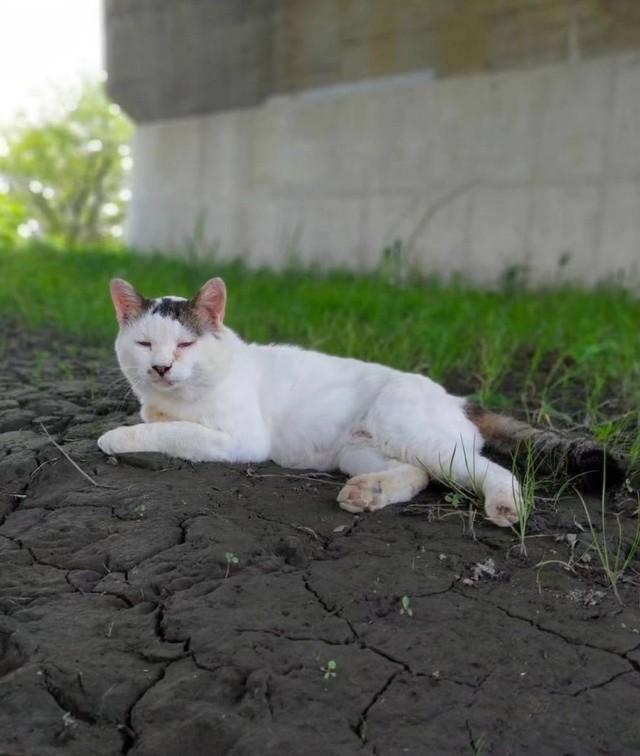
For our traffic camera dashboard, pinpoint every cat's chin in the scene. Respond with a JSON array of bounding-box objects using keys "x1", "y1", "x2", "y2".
[{"x1": 150, "y1": 378, "x2": 180, "y2": 391}]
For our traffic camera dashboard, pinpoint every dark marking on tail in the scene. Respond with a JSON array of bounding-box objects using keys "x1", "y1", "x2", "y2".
[{"x1": 465, "y1": 401, "x2": 626, "y2": 489}]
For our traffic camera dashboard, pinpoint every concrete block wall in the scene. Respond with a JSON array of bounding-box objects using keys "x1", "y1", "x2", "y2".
[{"x1": 126, "y1": 53, "x2": 640, "y2": 284}]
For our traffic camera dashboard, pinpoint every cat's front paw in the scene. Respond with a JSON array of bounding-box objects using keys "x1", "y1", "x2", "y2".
[{"x1": 97, "y1": 426, "x2": 137, "y2": 455}]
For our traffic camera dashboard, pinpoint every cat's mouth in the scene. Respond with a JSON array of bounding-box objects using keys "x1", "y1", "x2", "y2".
[{"x1": 150, "y1": 374, "x2": 177, "y2": 389}]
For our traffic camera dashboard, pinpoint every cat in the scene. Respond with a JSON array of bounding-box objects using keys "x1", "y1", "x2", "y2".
[{"x1": 98, "y1": 278, "x2": 620, "y2": 527}]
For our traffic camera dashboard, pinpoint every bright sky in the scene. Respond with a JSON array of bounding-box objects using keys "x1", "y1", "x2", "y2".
[{"x1": 0, "y1": 0, "x2": 103, "y2": 123}]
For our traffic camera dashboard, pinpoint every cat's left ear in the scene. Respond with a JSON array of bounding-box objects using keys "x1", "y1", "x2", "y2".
[
  {"x1": 110, "y1": 279, "x2": 145, "y2": 326},
  {"x1": 193, "y1": 277, "x2": 226, "y2": 330}
]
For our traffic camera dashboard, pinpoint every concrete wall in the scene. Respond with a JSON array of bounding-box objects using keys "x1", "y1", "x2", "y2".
[
  {"x1": 126, "y1": 53, "x2": 640, "y2": 284},
  {"x1": 106, "y1": 0, "x2": 640, "y2": 123}
]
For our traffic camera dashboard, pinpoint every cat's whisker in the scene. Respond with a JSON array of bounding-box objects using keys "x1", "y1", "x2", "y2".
[{"x1": 104, "y1": 377, "x2": 129, "y2": 392}]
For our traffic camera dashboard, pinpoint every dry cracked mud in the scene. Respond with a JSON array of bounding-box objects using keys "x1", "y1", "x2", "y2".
[{"x1": 1, "y1": 328, "x2": 640, "y2": 756}]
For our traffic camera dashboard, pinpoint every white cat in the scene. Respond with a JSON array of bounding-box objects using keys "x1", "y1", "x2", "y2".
[{"x1": 98, "y1": 277, "x2": 526, "y2": 527}]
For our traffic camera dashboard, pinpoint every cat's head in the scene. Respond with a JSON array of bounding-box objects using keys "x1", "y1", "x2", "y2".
[{"x1": 109, "y1": 277, "x2": 228, "y2": 395}]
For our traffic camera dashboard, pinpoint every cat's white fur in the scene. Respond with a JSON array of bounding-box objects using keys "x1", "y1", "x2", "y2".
[{"x1": 98, "y1": 278, "x2": 521, "y2": 527}]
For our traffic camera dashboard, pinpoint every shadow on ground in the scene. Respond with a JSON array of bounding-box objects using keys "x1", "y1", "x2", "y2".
[{"x1": 1, "y1": 329, "x2": 640, "y2": 755}]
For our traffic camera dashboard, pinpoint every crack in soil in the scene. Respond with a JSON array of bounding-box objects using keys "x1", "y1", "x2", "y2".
[
  {"x1": 42, "y1": 666, "x2": 97, "y2": 726},
  {"x1": 248, "y1": 507, "x2": 332, "y2": 549},
  {"x1": 119, "y1": 662, "x2": 174, "y2": 755},
  {"x1": 493, "y1": 601, "x2": 640, "y2": 672},
  {"x1": 235, "y1": 627, "x2": 358, "y2": 646},
  {"x1": 0, "y1": 449, "x2": 46, "y2": 528},
  {"x1": 457, "y1": 587, "x2": 640, "y2": 677},
  {"x1": 466, "y1": 719, "x2": 484, "y2": 755},
  {"x1": 355, "y1": 669, "x2": 401, "y2": 744},
  {"x1": 569, "y1": 669, "x2": 632, "y2": 697},
  {"x1": 302, "y1": 575, "x2": 359, "y2": 640}
]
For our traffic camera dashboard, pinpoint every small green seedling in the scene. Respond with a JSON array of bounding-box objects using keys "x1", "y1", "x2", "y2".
[
  {"x1": 32, "y1": 350, "x2": 49, "y2": 385},
  {"x1": 400, "y1": 595, "x2": 413, "y2": 617},
  {"x1": 444, "y1": 491, "x2": 466, "y2": 509},
  {"x1": 224, "y1": 551, "x2": 239, "y2": 578},
  {"x1": 322, "y1": 659, "x2": 337, "y2": 679},
  {"x1": 58, "y1": 360, "x2": 75, "y2": 380}
]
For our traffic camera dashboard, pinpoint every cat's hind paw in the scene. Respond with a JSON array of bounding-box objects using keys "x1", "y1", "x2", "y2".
[
  {"x1": 484, "y1": 491, "x2": 519, "y2": 528},
  {"x1": 337, "y1": 475, "x2": 389, "y2": 513}
]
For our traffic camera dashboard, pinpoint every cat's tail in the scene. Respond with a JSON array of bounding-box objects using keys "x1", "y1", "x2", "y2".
[{"x1": 465, "y1": 402, "x2": 626, "y2": 488}]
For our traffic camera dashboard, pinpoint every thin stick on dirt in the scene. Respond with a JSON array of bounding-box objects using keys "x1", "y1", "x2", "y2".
[
  {"x1": 39, "y1": 423, "x2": 113, "y2": 489},
  {"x1": 244, "y1": 467, "x2": 343, "y2": 487},
  {"x1": 0, "y1": 490, "x2": 27, "y2": 499},
  {"x1": 290, "y1": 523, "x2": 322, "y2": 541}
]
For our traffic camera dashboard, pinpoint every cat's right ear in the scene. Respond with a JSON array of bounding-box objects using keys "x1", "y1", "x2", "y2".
[
  {"x1": 193, "y1": 277, "x2": 227, "y2": 330},
  {"x1": 110, "y1": 279, "x2": 144, "y2": 326}
]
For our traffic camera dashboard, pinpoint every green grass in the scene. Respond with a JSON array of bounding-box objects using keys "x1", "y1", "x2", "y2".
[
  {"x1": 1, "y1": 242, "x2": 640, "y2": 465},
  {"x1": 578, "y1": 487, "x2": 640, "y2": 604}
]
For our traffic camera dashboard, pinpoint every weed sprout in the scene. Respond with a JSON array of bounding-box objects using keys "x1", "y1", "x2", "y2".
[
  {"x1": 321, "y1": 660, "x2": 337, "y2": 679},
  {"x1": 224, "y1": 551, "x2": 239, "y2": 579},
  {"x1": 400, "y1": 595, "x2": 413, "y2": 617}
]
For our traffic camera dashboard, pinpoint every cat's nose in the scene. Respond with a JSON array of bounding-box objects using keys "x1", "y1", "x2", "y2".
[{"x1": 152, "y1": 364, "x2": 171, "y2": 376}]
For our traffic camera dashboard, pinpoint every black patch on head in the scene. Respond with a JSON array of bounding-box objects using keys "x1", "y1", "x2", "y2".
[
  {"x1": 151, "y1": 298, "x2": 188, "y2": 319},
  {"x1": 148, "y1": 297, "x2": 203, "y2": 335}
]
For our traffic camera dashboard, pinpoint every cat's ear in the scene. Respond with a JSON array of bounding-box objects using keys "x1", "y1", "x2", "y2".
[
  {"x1": 193, "y1": 277, "x2": 226, "y2": 330},
  {"x1": 110, "y1": 279, "x2": 145, "y2": 326}
]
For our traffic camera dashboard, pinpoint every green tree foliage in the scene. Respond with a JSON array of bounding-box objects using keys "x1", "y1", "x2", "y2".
[
  {"x1": 0, "y1": 81, "x2": 133, "y2": 246},
  {"x1": 0, "y1": 192, "x2": 28, "y2": 245}
]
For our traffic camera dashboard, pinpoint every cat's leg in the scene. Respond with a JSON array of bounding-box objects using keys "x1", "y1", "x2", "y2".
[
  {"x1": 98, "y1": 421, "x2": 267, "y2": 463},
  {"x1": 363, "y1": 378, "x2": 521, "y2": 527},
  {"x1": 336, "y1": 443, "x2": 430, "y2": 513},
  {"x1": 337, "y1": 464, "x2": 430, "y2": 513},
  {"x1": 405, "y1": 436, "x2": 520, "y2": 527},
  {"x1": 358, "y1": 427, "x2": 520, "y2": 526}
]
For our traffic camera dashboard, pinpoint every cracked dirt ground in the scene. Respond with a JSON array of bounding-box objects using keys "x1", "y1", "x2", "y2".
[{"x1": 2, "y1": 330, "x2": 640, "y2": 756}]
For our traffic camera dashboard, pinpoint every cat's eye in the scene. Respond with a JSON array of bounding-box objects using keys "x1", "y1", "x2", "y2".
[
  {"x1": 178, "y1": 341, "x2": 195, "y2": 348},
  {"x1": 136, "y1": 341, "x2": 151, "y2": 348}
]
